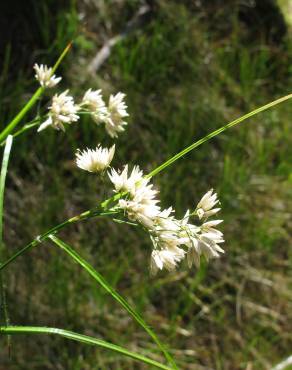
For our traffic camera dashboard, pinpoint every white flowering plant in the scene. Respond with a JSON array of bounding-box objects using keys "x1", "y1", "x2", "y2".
[{"x1": 0, "y1": 44, "x2": 291, "y2": 369}]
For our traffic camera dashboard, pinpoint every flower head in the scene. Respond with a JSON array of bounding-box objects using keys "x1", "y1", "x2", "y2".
[
  {"x1": 104, "y1": 92, "x2": 129, "y2": 138},
  {"x1": 196, "y1": 189, "x2": 220, "y2": 219},
  {"x1": 183, "y1": 217, "x2": 224, "y2": 268},
  {"x1": 82, "y1": 89, "x2": 108, "y2": 123},
  {"x1": 109, "y1": 165, "x2": 161, "y2": 228},
  {"x1": 150, "y1": 246, "x2": 185, "y2": 275},
  {"x1": 108, "y1": 165, "x2": 144, "y2": 195},
  {"x1": 38, "y1": 90, "x2": 79, "y2": 132},
  {"x1": 34, "y1": 64, "x2": 61, "y2": 88},
  {"x1": 76, "y1": 145, "x2": 115, "y2": 173},
  {"x1": 149, "y1": 203, "x2": 224, "y2": 272},
  {"x1": 119, "y1": 197, "x2": 160, "y2": 229}
]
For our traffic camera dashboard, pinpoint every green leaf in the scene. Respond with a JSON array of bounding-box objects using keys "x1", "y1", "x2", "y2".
[
  {"x1": 0, "y1": 135, "x2": 13, "y2": 347},
  {"x1": 0, "y1": 325, "x2": 172, "y2": 370},
  {"x1": 0, "y1": 135, "x2": 13, "y2": 246},
  {"x1": 148, "y1": 93, "x2": 292, "y2": 178},
  {"x1": 49, "y1": 235, "x2": 178, "y2": 369}
]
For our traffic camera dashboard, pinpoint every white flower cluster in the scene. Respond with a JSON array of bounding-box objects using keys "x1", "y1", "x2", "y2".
[
  {"x1": 35, "y1": 65, "x2": 128, "y2": 137},
  {"x1": 76, "y1": 145, "x2": 115, "y2": 173},
  {"x1": 34, "y1": 64, "x2": 62, "y2": 88},
  {"x1": 108, "y1": 166, "x2": 224, "y2": 275},
  {"x1": 38, "y1": 90, "x2": 79, "y2": 132},
  {"x1": 81, "y1": 90, "x2": 129, "y2": 138},
  {"x1": 75, "y1": 142, "x2": 224, "y2": 274}
]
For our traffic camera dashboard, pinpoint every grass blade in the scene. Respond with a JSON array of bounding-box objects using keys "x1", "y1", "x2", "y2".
[
  {"x1": 0, "y1": 135, "x2": 13, "y2": 246},
  {"x1": 0, "y1": 135, "x2": 13, "y2": 351},
  {"x1": 0, "y1": 325, "x2": 172, "y2": 370},
  {"x1": 148, "y1": 93, "x2": 292, "y2": 177},
  {"x1": 49, "y1": 235, "x2": 178, "y2": 369}
]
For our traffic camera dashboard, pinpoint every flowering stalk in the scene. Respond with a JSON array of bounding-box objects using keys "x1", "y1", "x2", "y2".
[
  {"x1": 37, "y1": 87, "x2": 129, "y2": 134},
  {"x1": 108, "y1": 166, "x2": 224, "y2": 273},
  {"x1": 0, "y1": 326, "x2": 172, "y2": 370},
  {"x1": 0, "y1": 42, "x2": 72, "y2": 143},
  {"x1": 1, "y1": 92, "x2": 292, "y2": 271},
  {"x1": 0, "y1": 207, "x2": 119, "y2": 272}
]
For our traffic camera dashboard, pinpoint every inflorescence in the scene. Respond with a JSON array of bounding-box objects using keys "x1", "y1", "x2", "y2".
[
  {"x1": 35, "y1": 65, "x2": 129, "y2": 137},
  {"x1": 35, "y1": 64, "x2": 224, "y2": 275}
]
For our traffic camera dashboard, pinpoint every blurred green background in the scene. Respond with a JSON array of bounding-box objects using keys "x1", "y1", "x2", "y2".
[{"x1": 0, "y1": 0, "x2": 291, "y2": 369}]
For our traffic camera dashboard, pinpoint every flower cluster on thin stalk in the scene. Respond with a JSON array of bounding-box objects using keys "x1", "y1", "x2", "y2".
[
  {"x1": 34, "y1": 64, "x2": 62, "y2": 88},
  {"x1": 108, "y1": 167, "x2": 224, "y2": 275},
  {"x1": 35, "y1": 64, "x2": 129, "y2": 137},
  {"x1": 76, "y1": 150, "x2": 224, "y2": 275},
  {"x1": 35, "y1": 64, "x2": 225, "y2": 275}
]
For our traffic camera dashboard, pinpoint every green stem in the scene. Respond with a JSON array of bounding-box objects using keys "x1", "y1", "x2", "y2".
[
  {"x1": 0, "y1": 119, "x2": 40, "y2": 147},
  {"x1": 0, "y1": 88, "x2": 44, "y2": 143},
  {"x1": 11, "y1": 121, "x2": 40, "y2": 139},
  {"x1": 0, "y1": 208, "x2": 118, "y2": 272},
  {"x1": 0, "y1": 42, "x2": 72, "y2": 143},
  {"x1": 49, "y1": 235, "x2": 177, "y2": 369},
  {"x1": 147, "y1": 93, "x2": 292, "y2": 178},
  {"x1": 0, "y1": 326, "x2": 172, "y2": 370}
]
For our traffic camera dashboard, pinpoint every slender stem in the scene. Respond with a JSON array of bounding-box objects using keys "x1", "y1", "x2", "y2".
[
  {"x1": 0, "y1": 88, "x2": 44, "y2": 143},
  {"x1": 0, "y1": 208, "x2": 119, "y2": 272},
  {"x1": 147, "y1": 93, "x2": 292, "y2": 178},
  {"x1": 0, "y1": 42, "x2": 72, "y2": 143},
  {"x1": 11, "y1": 121, "x2": 40, "y2": 139},
  {"x1": 0, "y1": 326, "x2": 172, "y2": 370},
  {"x1": 0, "y1": 119, "x2": 41, "y2": 147},
  {"x1": 51, "y1": 42, "x2": 73, "y2": 74},
  {"x1": 0, "y1": 135, "x2": 13, "y2": 352},
  {"x1": 49, "y1": 235, "x2": 177, "y2": 369}
]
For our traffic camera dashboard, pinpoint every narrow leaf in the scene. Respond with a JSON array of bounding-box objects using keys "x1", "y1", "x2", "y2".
[
  {"x1": 0, "y1": 135, "x2": 13, "y2": 351},
  {"x1": 49, "y1": 235, "x2": 177, "y2": 369},
  {"x1": 0, "y1": 135, "x2": 13, "y2": 245},
  {"x1": 148, "y1": 93, "x2": 292, "y2": 178},
  {"x1": 0, "y1": 325, "x2": 172, "y2": 370}
]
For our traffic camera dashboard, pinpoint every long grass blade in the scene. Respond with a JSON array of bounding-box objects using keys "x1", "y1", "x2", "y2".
[
  {"x1": 49, "y1": 235, "x2": 177, "y2": 369},
  {"x1": 0, "y1": 135, "x2": 13, "y2": 351},
  {"x1": 148, "y1": 93, "x2": 292, "y2": 177},
  {"x1": 0, "y1": 135, "x2": 13, "y2": 246},
  {"x1": 0, "y1": 325, "x2": 172, "y2": 370}
]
